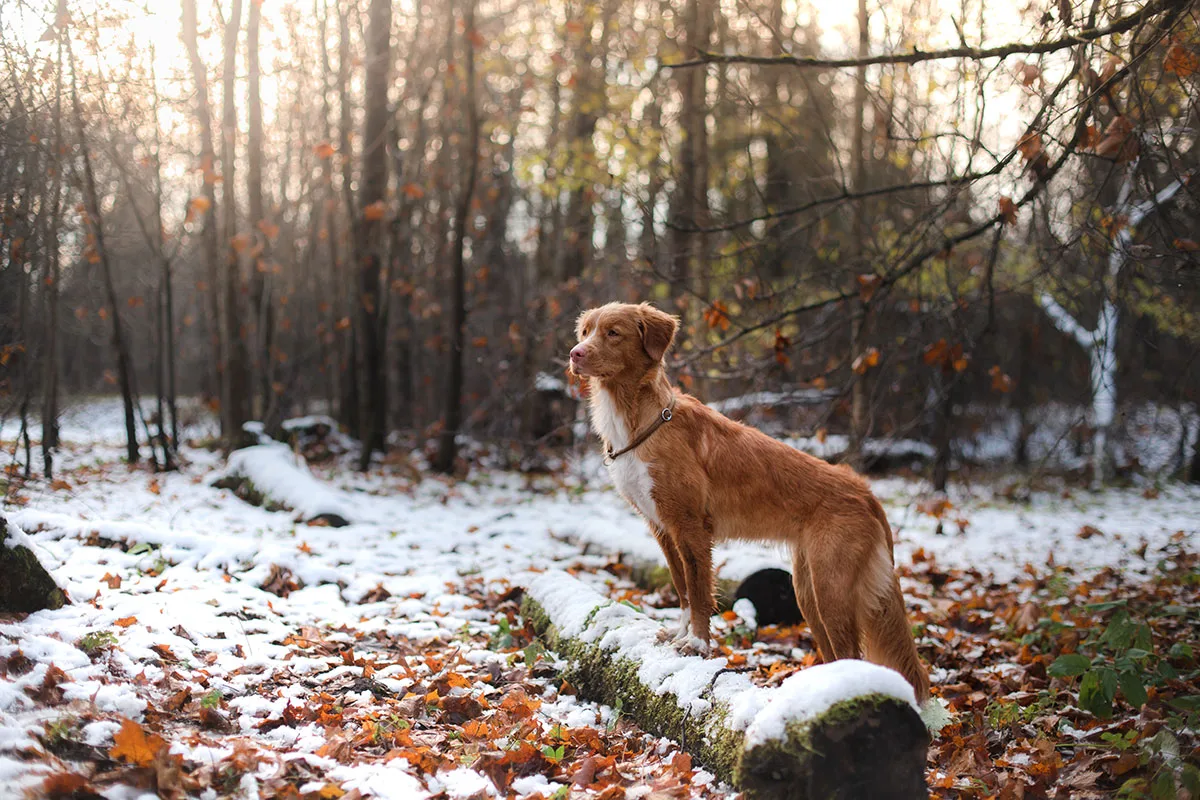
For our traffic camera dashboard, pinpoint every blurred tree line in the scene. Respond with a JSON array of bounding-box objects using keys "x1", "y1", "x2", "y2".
[{"x1": 0, "y1": 0, "x2": 1197, "y2": 486}]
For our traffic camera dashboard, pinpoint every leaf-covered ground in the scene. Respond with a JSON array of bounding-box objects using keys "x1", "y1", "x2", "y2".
[{"x1": 1, "y1": 402, "x2": 1198, "y2": 799}]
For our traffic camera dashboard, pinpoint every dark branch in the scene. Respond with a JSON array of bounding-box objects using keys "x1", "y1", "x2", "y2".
[{"x1": 661, "y1": 0, "x2": 1177, "y2": 72}]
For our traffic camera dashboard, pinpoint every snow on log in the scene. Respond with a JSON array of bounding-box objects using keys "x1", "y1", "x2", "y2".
[
  {"x1": 522, "y1": 570, "x2": 928, "y2": 799},
  {"x1": 0, "y1": 513, "x2": 69, "y2": 612},
  {"x1": 212, "y1": 442, "x2": 354, "y2": 527}
]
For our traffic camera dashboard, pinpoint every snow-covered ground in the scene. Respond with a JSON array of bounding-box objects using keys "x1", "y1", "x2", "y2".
[{"x1": 1, "y1": 398, "x2": 1197, "y2": 797}]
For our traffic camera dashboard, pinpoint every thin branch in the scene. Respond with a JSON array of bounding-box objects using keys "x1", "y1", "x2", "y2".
[{"x1": 661, "y1": 0, "x2": 1178, "y2": 72}]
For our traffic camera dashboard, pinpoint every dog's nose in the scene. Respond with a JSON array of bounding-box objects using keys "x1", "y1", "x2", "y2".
[{"x1": 570, "y1": 345, "x2": 587, "y2": 362}]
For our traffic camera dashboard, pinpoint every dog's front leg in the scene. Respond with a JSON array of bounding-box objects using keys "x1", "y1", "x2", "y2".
[
  {"x1": 667, "y1": 519, "x2": 714, "y2": 656},
  {"x1": 652, "y1": 526, "x2": 691, "y2": 640}
]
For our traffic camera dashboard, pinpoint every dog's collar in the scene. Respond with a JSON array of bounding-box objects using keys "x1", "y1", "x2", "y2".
[{"x1": 604, "y1": 397, "x2": 676, "y2": 465}]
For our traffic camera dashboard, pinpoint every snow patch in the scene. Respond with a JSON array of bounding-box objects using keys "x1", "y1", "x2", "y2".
[{"x1": 216, "y1": 442, "x2": 355, "y2": 523}]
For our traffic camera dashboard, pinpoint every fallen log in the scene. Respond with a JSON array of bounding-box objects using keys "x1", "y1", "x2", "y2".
[
  {"x1": 0, "y1": 513, "x2": 69, "y2": 612},
  {"x1": 522, "y1": 570, "x2": 928, "y2": 799},
  {"x1": 211, "y1": 442, "x2": 353, "y2": 527}
]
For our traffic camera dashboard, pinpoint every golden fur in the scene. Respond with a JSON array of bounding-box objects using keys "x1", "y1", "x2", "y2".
[{"x1": 569, "y1": 301, "x2": 930, "y2": 702}]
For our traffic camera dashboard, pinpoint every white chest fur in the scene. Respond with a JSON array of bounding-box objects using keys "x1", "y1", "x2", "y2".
[{"x1": 591, "y1": 389, "x2": 662, "y2": 528}]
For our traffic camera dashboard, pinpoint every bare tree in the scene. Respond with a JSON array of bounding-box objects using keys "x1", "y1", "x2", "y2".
[
  {"x1": 67, "y1": 33, "x2": 138, "y2": 464},
  {"x1": 220, "y1": 0, "x2": 250, "y2": 443},
  {"x1": 433, "y1": 0, "x2": 480, "y2": 475},
  {"x1": 353, "y1": 0, "x2": 392, "y2": 470},
  {"x1": 181, "y1": 0, "x2": 223, "y2": 411}
]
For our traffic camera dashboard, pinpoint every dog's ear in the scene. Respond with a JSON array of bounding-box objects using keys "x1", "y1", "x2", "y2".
[
  {"x1": 637, "y1": 304, "x2": 679, "y2": 363},
  {"x1": 575, "y1": 308, "x2": 598, "y2": 340}
]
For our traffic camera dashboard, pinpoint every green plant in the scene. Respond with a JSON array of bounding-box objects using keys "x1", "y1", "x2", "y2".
[
  {"x1": 43, "y1": 717, "x2": 76, "y2": 746},
  {"x1": 986, "y1": 693, "x2": 1054, "y2": 729},
  {"x1": 1047, "y1": 603, "x2": 1169, "y2": 719},
  {"x1": 78, "y1": 630, "x2": 117, "y2": 655},
  {"x1": 489, "y1": 617, "x2": 514, "y2": 650},
  {"x1": 523, "y1": 640, "x2": 545, "y2": 665},
  {"x1": 1113, "y1": 729, "x2": 1200, "y2": 799},
  {"x1": 541, "y1": 743, "x2": 564, "y2": 762},
  {"x1": 200, "y1": 689, "x2": 223, "y2": 709}
]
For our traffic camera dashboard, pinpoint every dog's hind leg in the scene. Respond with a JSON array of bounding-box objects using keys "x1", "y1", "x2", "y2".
[
  {"x1": 805, "y1": 530, "x2": 864, "y2": 662},
  {"x1": 860, "y1": 543, "x2": 931, "y2": 702},
  {"x1": 791, "y1": 550, "x2": 834, "y2": 662}
]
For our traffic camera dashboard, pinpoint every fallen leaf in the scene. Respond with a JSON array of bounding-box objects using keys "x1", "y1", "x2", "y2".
[{"x1": 109, "y1": 718, "x2": 167, "y2": 767}]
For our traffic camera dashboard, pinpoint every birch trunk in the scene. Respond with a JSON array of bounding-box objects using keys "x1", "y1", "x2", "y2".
[{"x1": 1038, "y1": 162, "x2": 1187, "y2": 487}]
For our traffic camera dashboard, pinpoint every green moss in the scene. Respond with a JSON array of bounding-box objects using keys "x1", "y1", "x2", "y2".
[{"x1": 521, "y1": 594, "x2": 929, "y2": 799}]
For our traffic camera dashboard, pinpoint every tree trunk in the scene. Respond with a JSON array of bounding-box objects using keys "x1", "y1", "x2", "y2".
[
  {"x1": 669, "y1": 0, "x2": 711, "y2": 326},
  {"x1": 522, "y1": 571, "x2": 928, "y2": 799},
  {"x1": 181, "y1": 0, "x2": 224, "y2": 412},
  {"x1": 1188, "y1": 422, "x2": 1200, "y2": 483},
  {"x1": 354, "y1": 0, "x2": 392, "y2": 470},
  {"x1": 41, "y1": 31, "x2": 65, "y2": 478},
  {"x1": 221, "y1": 0, "x2": 250, "y2": 444},
  {"x1": 1038, "y1": 163, "x2": 1187, "y2": 487},
  {"x1": 433, "y1": 0, "x2": 479, "y2": 475},
  {"x1": 845, "y1": 0, "x2": 871, "y2": 472},
  {"x1": 559, "y1": 0, "x2": 617, "y2": 287},
  {"x1": 336, "y1": 2, "x2": 360, "y2": 436},
  {"x1": 247, "y1": 0, "x2": 276, "y2": 429},
  {"x1": 68, "y1": 36, "x2": 139, "y2": 465}
]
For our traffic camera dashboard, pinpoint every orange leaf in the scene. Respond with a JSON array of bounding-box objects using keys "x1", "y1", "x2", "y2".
[
  {"x1": 998, "y1": 196, "x2": 1017, "y2": 225},
  {"x1": 314, "y1": 142, "x2": 336, "y2": 159},
  {"x1": 856, "y1": 273, "x2": 882, "y2": 303},
  {"x1": 189, "y1": 196, "x2": 212, "y2": 215},
  {"x1": 101, "y1": 574, "x2": 122, "y2": 589},
  {"x1": 256, "y1": 219, "x2": 281, "y2": 240},
  {"x1": 363, "y1": 200, "x2": 386, "y2": 221},
  {"x1": 42, "y1": 774, "x2": 94, "y2": 796},
  {"x1": 114, "y1": 616, "x2": 137, "y2": 627},
  {"x1": 109, "y1": 719, "x2": 167, "y2": 767},
  {"x1": 231, "y1": 233, "x2": 253, "y2": 254},
  {"x1": 1172, "y1": 238, "x2": 1199, "y2": 251},
  {"x1": 852, "y1": 347, "x2": 880, "y2": 375},
  {"x1": 989, "y1": 365, "x2": 1014, "y2": 393},
  {"x1": 702, "y1": 300, "x2": 731, "y2": 331},
  {"x1": 1093, "y1": 116, "x2": 1137, "y2": 161},
  {"x1": 1164, "y1": 42, "x2": 1198, "y2": 78},
  {"x1": 148, "y1": 477, "x2": 161, "y2": 495},
  {"x1": 402, "y1": 182, "x2": 425, "y2": 199}
]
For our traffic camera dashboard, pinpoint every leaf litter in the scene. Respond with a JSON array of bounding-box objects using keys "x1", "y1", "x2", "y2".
[{"x1": 0, "y1": 402, "x2": 1197, "y2": 798}]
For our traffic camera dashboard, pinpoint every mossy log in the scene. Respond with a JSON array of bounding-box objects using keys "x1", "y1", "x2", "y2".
[
  {"x1": 522, "y1": 571, "x2": 928, "y2": 800},
  {"x1": 0, "y1": 514, "x2": 69, "y2": 612}
]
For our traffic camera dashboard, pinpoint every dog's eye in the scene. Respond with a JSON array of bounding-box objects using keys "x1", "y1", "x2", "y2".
[{"x1": 606, "y1": 329, "x2": 619, "y2": 337}]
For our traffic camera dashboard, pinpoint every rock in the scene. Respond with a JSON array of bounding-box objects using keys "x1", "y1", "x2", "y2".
[{"x1": 0, "y1": 514, "x2": 69, "y2": 613}]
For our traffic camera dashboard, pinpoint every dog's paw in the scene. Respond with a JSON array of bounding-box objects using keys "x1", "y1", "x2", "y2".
[
  {"x1": 674, "y1": 615, "x2": 692, "y2": 640},
  {"x1": 655, "y1": 627, "x2": 674, "y2": 644},
  {"x1": 675, "y1": 635, "x2": 711, "y2": 658}
]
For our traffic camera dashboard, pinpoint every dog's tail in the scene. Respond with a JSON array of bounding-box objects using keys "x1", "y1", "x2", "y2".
[{"x1": 860, "y1": 504, "x2": 929, "y2": 703}]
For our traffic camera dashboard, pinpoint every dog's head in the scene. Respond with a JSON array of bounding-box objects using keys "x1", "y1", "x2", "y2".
[{"x1": 569, "y1": 302, "x2": 679, "y2": 381}]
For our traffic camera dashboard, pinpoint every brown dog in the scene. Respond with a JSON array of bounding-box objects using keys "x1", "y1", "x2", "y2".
[{"x1": 569, "y1": 301, "x2": 929, "y2": 702}]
